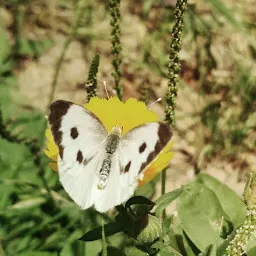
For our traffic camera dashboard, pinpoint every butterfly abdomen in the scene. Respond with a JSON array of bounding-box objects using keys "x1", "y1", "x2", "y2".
[{"x1": 98, "y1": 130, "x2": 121, "y2": 189}]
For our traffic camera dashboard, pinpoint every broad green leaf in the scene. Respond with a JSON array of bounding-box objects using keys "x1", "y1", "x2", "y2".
[
  {"x1": 155, "y1": 187, "x2": 183, "y2": 217},
  {"x1": 79, "y1": 221, "x2": 124, "y2": 241},
  {"x1": 196, "y1": 174, "x2": 246, "y2": 226},
  {"x1": 177, "y1": 181, "x2": 225, "y2": 251}
]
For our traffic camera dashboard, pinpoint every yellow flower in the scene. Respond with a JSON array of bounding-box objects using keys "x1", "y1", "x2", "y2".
[{"x1": 44, "y1": 96, "x2": 173, "y2": 185}]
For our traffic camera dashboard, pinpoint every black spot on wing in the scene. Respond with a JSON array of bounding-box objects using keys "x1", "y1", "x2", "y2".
[
  {"x1": 139, "y1": 142, "x2": 147, "y2": 153},
  {"x1": 70, "y1": 127, "x2": 79, "y2": 139},
  {"x1": 139, "y1": 123, "x2": 172, "y2": 173},
  {"x1": 124, "y1": 161, "x2": 131, "y2": 173},
  {"x1": 77, "y1": 150, "x2": 83, "y2": 164}
]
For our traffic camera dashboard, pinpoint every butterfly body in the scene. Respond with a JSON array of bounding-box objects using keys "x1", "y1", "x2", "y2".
[{"x1": 48, "y1": 100, "x2": 172, "y2": 212}]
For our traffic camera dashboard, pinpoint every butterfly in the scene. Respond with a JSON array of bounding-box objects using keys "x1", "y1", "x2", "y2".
[{"x1": 48, "y1": 100, "x2": 172, "y2": 212}]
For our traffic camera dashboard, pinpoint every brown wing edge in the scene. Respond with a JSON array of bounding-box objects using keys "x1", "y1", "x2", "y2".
[
  {"x1": 48, "y1": 100, "x2": 107, "y2": 160},
  {"x1": 139, "y1": 122, "x2": 173, "y2": 173},
  {"x1": 48, "y1": 100, "x2": 73, "y2": 158}
]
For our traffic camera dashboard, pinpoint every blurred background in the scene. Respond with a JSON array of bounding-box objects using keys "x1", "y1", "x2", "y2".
[{"x1": 0, "y1": 0, "x2": 255, "y2": 255}]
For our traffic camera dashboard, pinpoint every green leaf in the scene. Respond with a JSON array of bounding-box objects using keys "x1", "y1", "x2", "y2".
[
  {"x1": 135, "y1": 178, "x2": 156, "y2": 198},
  {"x1": 177, "y1": 181, "x2": 225, "y2": 251},
  {"x1": 79, "y1": 221, "x2": 124, "y2": 241},
  {"x1": 161, "y1": 216, "x2": 173, "y2": 238},
  {"x1": 157, "y1": 246, "x2": 183, "y2": 256},
  {"x1": 199, "y1": 244, "x2": 213, "y2": 256},
  {"x1": 0, "y1": 27, "x2": 11, "y2": 64},
  {"x1": 100, "y1": 246, "x2": 124, "y2": 256},
  {"x1": 17, "y1": 252, "x2": 55, "y2": 256},
  {"x1": 125, "y1": 196, "x2": 155, "y2": 208},
  {"x1": 248, "y1": 247, "x2": 256, "y2": 256},
  {"x1": 124, "y1": 246, "x2": 148, "y2": 256},
  {"x1": 155, "y1": 187, "x2": 183, "y2": 217},
  {"x1": 196, "y1": 174, "x2": 246, "y2": 227},
  {"x1": 125, "y1": 196, "x2": 154, "y2": 209},
  {"x1": 216, "y1": 225, "x2": 240, "y2": 256},
  {"x1": 205, "y1": 0, "x2": 241, "y2": 29}
]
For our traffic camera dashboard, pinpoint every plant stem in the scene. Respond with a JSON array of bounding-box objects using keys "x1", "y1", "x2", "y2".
[
  {"x1": 161, "y1": 169, "x2": 167, "y2": 219},
  {"x1": 162, "y1": 0, "x2": 187, "y2": 218}
]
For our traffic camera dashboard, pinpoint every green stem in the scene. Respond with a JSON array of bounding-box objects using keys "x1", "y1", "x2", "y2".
[{"x1": 161, "y1": 169, "x2": 167, "y2": 219}]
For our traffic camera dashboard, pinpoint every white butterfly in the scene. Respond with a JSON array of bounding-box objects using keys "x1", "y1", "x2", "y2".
[{"x1": 48, "y1": 100, "x2": 172, "y2": 212}]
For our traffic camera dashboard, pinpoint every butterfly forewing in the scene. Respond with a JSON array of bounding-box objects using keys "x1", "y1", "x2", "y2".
[
  {"x1": 48, "y1": 100, "x2": 108, "y2": 209},
  {"x1": 118, "y1": 123, "x2": 172, "y2": 187}
]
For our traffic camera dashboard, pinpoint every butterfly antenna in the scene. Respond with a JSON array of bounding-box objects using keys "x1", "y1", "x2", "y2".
[
  {"x1": 146, "y1": 98, "x2": 162, "y2": 108},
  {"x1": 96, "y1": 78, "x2": 110, "y2": 99},
  {"x1": 103, "y1": 80, "x2": 109, "y2": 100}
]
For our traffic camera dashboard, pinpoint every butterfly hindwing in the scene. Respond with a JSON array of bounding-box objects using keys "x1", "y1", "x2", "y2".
[{"x1": 49, "y1": 100, "x2": 108, "y2": 209}]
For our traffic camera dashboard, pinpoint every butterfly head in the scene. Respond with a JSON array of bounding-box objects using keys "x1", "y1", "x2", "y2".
[{"x1": 110, "y1": 126, "x2": 122, "y2": 138}]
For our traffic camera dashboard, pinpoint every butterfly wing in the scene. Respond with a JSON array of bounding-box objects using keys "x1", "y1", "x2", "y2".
[
  {"x1": 119, "y1": 122, "x2": 172, "y2": 187},
  {"x1": 94, "y1": 122, "x2": 172, "y2": 212},
  {"x1": 94, "y1": 152, "x2": 137, "y2": 212},
  {"x1": 48, "y1": 100, "x2": 108, "y2": 209}
]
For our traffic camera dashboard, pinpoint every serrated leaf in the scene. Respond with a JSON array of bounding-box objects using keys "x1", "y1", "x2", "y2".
[
  {"x1": 196, "y1": 174, "x2": 246, "y2": 227},
  {"x1": 79, "y1": 221, "x2": 124, "y2": 241},
  {"x1": 177, "y1": 181, "x2": 225, "y2": 251},
  {"x1": 155, "y1": 187, "x2": 183, "y2": 217}
]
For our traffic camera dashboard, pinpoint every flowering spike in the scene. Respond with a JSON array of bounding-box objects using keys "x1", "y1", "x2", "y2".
[
  {"x1": 86, "y1": 54, "x2": 100, "y2": 102},
  {"x1": 109, "y1": 0, "x2": 122, "y2": 99},
  {"x1": 226, "y1": 172, "x2": 256, "y2": 255},
  {"x1": 165, "y1": 0, "x2": 187, "y2": 126}
]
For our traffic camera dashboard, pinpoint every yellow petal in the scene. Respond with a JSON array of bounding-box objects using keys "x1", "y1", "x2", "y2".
[{"x1": 49, "y1": 162, "x2": 58, "y2": 172}]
